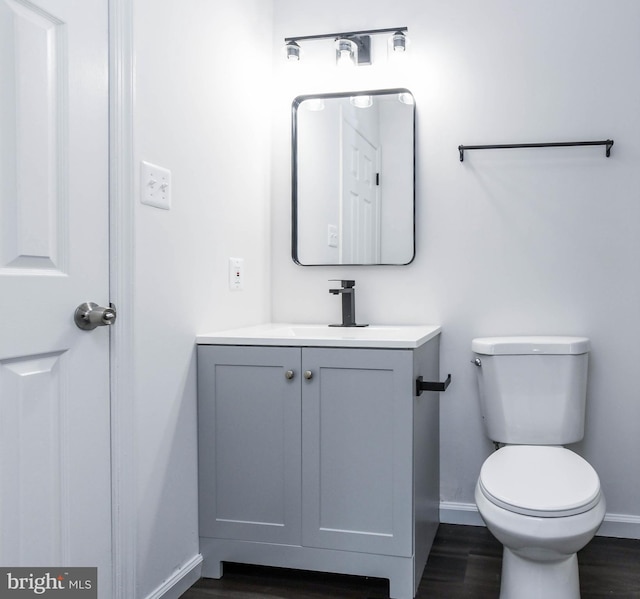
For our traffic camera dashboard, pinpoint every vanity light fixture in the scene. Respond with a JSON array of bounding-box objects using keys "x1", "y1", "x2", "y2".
[
  {"x1": 284, "y1": 26, "x2": 408, "y2": 66},
  {"x1": 285, "y1": 40, "x2": 301, "y2": 61},
  {"x1": 335, "y1": 38, "x2": 359, "y2": 68},
  {"x1": 391, "y1": 30, "x2": 408, "y2": 52}
]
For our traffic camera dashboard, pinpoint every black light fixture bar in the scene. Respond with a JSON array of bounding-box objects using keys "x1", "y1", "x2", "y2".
[
  {"x1": 285, "y1": 26, "x2": 407, "y2": 43},
  {"x1": 458, "y1": 139, "x2": 614, "y2": 162}
]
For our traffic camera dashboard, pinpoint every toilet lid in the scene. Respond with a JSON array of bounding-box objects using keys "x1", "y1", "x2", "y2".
[{"x1": 479, "y1": 446, "x2": 601, "y2": 517}]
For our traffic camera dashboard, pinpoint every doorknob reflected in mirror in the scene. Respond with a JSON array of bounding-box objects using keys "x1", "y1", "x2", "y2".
[{"x1": 74, "y1": 302, "x2": 117, "y2": 330}]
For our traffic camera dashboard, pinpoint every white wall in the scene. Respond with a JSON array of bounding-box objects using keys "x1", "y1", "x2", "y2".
[
  {"x1": 378, "y1": 97, "x2": 414, "y2": 264},
  {"x1": 296, "y1": 100, "x2": 342, "y2": 264},
  {"x1": 272, "y1": 0, "x2": 640, "y2": 534},
  {"x1": 132, "y1": 1, "x2": 273, "y2": 596}
]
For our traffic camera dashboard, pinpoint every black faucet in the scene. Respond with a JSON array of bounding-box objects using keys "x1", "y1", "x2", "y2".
[{"x1": 328, "y1": 280, "x2": 368, "y2": 328}]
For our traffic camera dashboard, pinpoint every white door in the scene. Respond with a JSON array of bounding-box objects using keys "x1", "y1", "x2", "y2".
[
  {"x1": 341, "y1": 119, "x2": 381, "y2": 264},
  {"x1": 0, "y1": 0, "x2": 111, "y2": 595}
]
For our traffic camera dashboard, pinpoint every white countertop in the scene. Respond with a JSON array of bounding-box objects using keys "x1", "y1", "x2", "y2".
[{"x1": 197, "y1": 323, "x2": 441, "y2": 349}]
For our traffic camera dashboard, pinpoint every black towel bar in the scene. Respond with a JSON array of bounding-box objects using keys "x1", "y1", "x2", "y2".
[
  {"x1": 458, "y1": 139, "x2": 614, "y2": 162},
  {"x1": 416, "y1": 374, "x2": 451, "y2": 396}
]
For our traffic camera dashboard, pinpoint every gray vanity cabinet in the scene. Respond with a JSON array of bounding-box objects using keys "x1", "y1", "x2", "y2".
[{"x1": 197, "y1": 337, "x2": 440, "y2": 599}]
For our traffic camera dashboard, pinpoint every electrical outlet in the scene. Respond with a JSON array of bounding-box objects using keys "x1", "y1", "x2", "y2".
[
  {"x1": 141, "y1": 161, "x2": 171, "y2": 210},
  {"x1": 229, "y1": 257, "x2": 244, "y2": 291}
]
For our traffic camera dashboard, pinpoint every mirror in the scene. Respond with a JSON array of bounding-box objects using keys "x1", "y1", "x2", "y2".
[{"x1": 292, "y1": 88, "x2": 415, "y2": 266}]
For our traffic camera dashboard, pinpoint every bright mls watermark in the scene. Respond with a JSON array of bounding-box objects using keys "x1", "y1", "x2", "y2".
[{"x1": 0, "y1": 568, "x2": 97, "y2": 598}]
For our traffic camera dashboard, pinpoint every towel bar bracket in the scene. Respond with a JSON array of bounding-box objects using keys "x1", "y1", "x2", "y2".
[{"x1": 606, "y1": 139, "x2": 614, "y2": 157}]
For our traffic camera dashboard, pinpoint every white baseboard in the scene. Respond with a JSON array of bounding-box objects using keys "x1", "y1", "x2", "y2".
[
  {"x1": 440, "y1": 501, "x2": 485, "y2": 527},
  {"x1": 439, "y1": 502, "x2": 640, "y2": 540},
  {"x1": 597, "y1": 513, "x2": 640, "y2": 539},
  {"x1": 144, "y1": 554, "x2": 203, "y2": 599}
]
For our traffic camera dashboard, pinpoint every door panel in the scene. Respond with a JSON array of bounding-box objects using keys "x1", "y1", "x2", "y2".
[
  {"x1": 0, "y1": 351, "x2": 68, "y2": 563},
  {"x1": 0, "y1": 0, "x2": 111, "y2": 594},
  {"x1": 1, "y1": 0, "x2": 67, "y2": 272}
]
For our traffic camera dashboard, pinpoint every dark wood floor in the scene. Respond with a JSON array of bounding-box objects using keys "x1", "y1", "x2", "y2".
[{"x1": 180, "y1": 524, "x2": 640, "y2": 598}]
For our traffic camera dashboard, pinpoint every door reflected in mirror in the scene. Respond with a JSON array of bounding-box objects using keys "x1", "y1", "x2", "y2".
[{"x1": 292, "y1": 89, "x2": 415, "y2": 266}]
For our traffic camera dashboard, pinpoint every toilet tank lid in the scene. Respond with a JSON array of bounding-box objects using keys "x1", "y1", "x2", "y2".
[{"x1": 472, "y1": 336, "x2": 590, "y2": 355}]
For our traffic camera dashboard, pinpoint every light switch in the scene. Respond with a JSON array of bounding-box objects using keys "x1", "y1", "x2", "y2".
[
  {"x1": 328, "y1": 224, "x2": 338, "y2": 248},
  {"x1": 141, "y1": 161, "x2": 171, "y2": 210}
]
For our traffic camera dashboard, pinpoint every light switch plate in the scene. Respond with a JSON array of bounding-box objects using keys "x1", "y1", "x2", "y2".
[
  {"x1": 327, "y1": 224, "x2": 339, "y2": 248},
  {"x1": 141, "y1": 161, "x2": 171, "y2": 210}
]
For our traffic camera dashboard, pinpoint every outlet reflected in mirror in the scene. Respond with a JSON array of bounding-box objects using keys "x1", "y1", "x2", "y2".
[{"x1": 292, "y1": 89, "x2": 415, "y2": 266}]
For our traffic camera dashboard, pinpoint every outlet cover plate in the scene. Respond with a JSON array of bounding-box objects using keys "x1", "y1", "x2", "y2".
[{"x1": 229, "y1": 257, "x2": 244, "y2": 291}]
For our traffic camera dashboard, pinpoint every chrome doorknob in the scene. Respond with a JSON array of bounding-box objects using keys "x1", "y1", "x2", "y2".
[
  {"x1": 74, "y1": 302, "x2": 117, "y2": 330},
  {"x1": 285, "y1": 370, "x2": 295, "y2": 380},
  {"x1": 303, "y1": 370, "x2": 313, "y2": 380}
]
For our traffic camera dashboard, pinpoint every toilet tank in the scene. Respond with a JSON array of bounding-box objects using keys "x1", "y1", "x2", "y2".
[{"x1": 472, "y1": 336, "x2": 590, "y2": 445}]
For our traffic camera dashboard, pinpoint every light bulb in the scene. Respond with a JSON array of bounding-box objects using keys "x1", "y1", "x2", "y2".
[
  {"x1": 335, "y1": 38, "x2": 357, "y2": 67},
  {"x1": 304, "y1": 99, "x2": 325, "y2": 111},
  {"x1": 350, "y1": 95, "x2": 373, "y2": 108}
]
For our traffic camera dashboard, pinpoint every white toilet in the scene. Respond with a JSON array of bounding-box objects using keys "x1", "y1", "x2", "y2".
[{"x1": 472, "y1": 336, "x2": 606, "y2": 599}]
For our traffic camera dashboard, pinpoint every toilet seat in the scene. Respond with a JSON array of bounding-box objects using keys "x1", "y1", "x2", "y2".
[{"x1": 479, "y1": 446, "x2": 601, "y2": 517}]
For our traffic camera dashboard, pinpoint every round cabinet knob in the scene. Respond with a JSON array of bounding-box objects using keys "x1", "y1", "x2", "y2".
[
  {"x1": 285, "y1": 370, "x2": 295, "y2": 380},
  {"x1": 303, "y1": 370, "x2": 313, "y2": 380}
]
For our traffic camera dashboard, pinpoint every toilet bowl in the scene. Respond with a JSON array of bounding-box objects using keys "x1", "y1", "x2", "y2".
[
  {"x1": 472, "y1": 336, "x2": 606, "y2": 598},
  {"x1": 475, "y1": 445, "x2": 606, "y2": 599}
]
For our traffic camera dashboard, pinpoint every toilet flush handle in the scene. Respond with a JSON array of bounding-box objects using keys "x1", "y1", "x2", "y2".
[{"x1": 471, "y1": 358, "x2": 482, "y2": 367}]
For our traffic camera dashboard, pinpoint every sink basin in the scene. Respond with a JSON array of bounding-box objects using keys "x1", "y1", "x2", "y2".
[
  {"x1": 267, "y1": 325, "x2": 429, "y2": 340},
  {"x1": 197, "y1": 323, "x2": 441, "y2": 349}
]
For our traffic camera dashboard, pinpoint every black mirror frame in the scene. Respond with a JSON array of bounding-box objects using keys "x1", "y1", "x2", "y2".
[{"x1": 291, "y1": 88, "x2": 416, "y2": 266}]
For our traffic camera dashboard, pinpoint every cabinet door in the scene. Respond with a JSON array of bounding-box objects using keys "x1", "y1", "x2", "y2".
[
  {"x1": 301, "y1": 348, "x2": 414, "y2": 556},
  {"x1": 198, "y1": 346, "x2": 301, "y2": 545}
]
